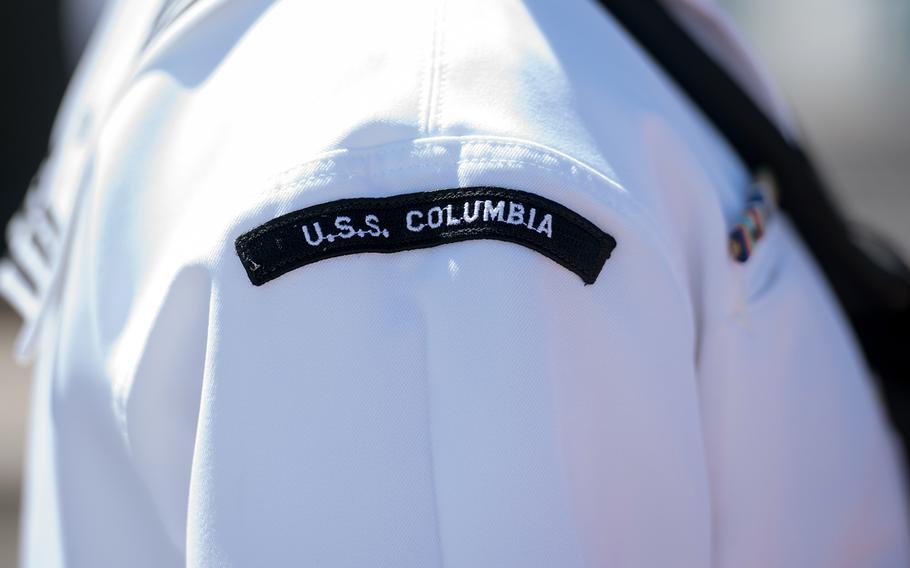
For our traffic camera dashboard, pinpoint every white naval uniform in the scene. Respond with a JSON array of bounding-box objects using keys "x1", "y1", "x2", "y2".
[{"x1": 2, "y1": 0, "x2": 908, "y2": 566}]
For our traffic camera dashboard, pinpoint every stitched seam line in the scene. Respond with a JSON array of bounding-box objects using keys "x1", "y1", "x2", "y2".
[
  {"x1": 420, "y1": 0, "x2": 445, "y2": 135},
  {"x1": 245, "y1": 227, "x2": 612, "y2": 279},
  {"x1": 430, "y1": 0, "x2": 447, "y2": 134},
  {"x1": 248, "y1": 233, "x2": 610, "y2": 284}
]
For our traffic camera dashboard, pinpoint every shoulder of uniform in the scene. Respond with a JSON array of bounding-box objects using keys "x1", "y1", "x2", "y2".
[
  {"x1": 134, "y1": 0, "x2": 650, "y2": 169},
  {"x1": 119, "y1": 0, "x2": 726, "y2": 292}
]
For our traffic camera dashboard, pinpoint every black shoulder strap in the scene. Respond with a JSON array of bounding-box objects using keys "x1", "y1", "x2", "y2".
[{"x1": 595, "y1": 0, "x2": 910, "y2": 460}]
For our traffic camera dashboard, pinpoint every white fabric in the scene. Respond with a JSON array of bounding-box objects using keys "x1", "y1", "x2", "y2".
[{"x1": 12, "y1": 0, "x2": 909, "y2": 566}]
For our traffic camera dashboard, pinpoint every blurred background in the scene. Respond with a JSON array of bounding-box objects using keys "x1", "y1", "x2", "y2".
[{"x1": 0, "y1": 0, "x2": 909, "y2": 565}]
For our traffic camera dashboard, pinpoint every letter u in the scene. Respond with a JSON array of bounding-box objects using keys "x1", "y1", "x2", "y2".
[
  {"x1": 463, "y1": 201, "x2": 481, "y2": 223},
  {"x1": 302, "y1": 222, "x2": 325, "y2": 246}
]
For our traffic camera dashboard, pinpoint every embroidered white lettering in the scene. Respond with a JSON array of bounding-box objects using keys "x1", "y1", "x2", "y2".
[
  {"x1": 406, "y1": 211, "x2": 425, "y2": 232},
  {"x1": 483, "y1": 200, "x2": 505, "y2": 222},
  {"x1": 537, "y1": 214, "x2": 553, "y2": 238},
  {"x1": 445, "y1": 204, "x2": 461, "y2": 225},
  {"x1": 463, "y1": 200, "x2": 481, "y2": 223},
  {"x1": 302, "y1": 222, "x2": 325, "y2": 246},
  {"x1": 427, "y1": 206, "x2": 444, "y2": 229},
  {"x1": 335, "y1": 216, "x2": 356, "y2": 239},
  {"x1": 507, "y1": 202, "x2": 525, "y2": 225},
  {"x1": 365, "y1": 214, "x2": 388, "y2": 237}
]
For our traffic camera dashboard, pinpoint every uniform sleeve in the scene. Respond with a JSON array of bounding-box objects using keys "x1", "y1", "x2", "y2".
[
  {"x1": 161, "y1": 137, "x2": 710, "y2": 567},
  {"x1": 30, "y1": 0, "x2": 910, "y2": 564},
  {"x1": 101, "y1": 1, "x2": 712, "y2": 565}
]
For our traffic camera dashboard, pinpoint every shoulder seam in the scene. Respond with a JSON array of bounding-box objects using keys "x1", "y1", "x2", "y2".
[{"x1": 420, "y1": 0, "x2": 448, "y2": 135}]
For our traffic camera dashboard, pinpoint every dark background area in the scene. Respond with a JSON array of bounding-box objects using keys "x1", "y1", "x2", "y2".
[
  {"x1": 0, "y1": 1, "x2": 68, "y2": 255},
  {"x1": 0, "y1": 5, "x2": 86, "y2": 563}
]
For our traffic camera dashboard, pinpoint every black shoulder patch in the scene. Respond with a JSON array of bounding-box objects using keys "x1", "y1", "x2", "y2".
[{"x1": 235, "y1": 187, "x2": 616, "y2": 286}]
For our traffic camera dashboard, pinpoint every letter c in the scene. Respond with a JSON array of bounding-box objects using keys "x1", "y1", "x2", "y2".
[{"x1": 406, "y1": 210, "x2": 425, "y2": 232}]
